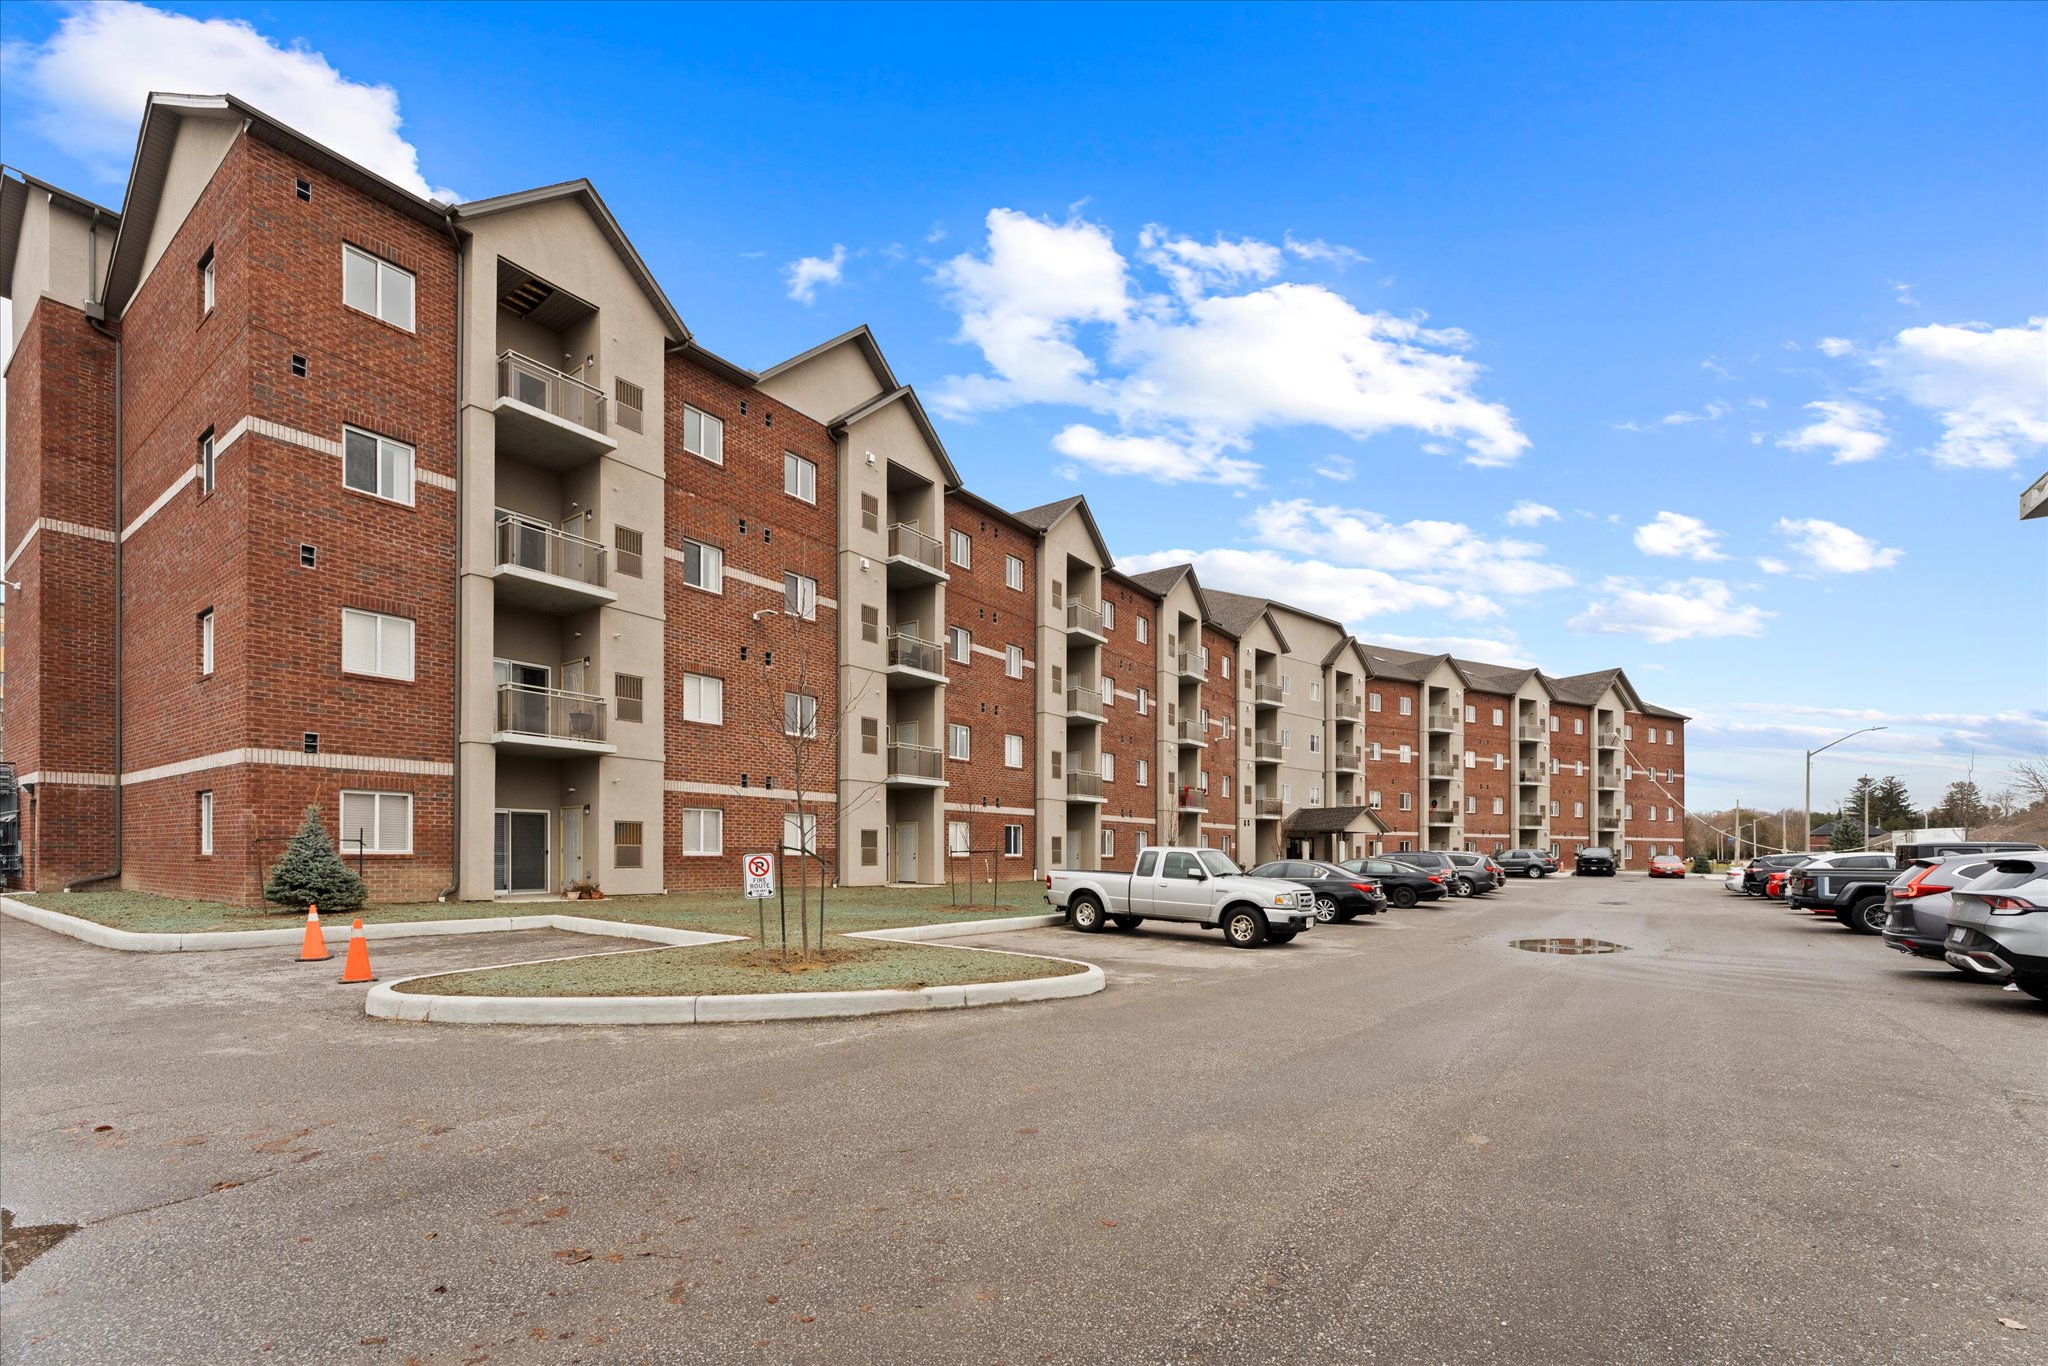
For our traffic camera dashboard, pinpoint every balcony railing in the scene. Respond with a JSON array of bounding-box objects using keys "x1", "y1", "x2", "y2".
[
  {"x1": 1177, "y1": 651, "x2": 1207, "y2": 680},
  {"x1": 1067, "y1": 770, "x2": 1104, "y2": 799},
  {"x1": 1253, "y1": 681, "x2": 1284, "y2": 707},
  {"x1": 1177, "y1": 786, "x2": 1207, "y2": 812},
  {"x1": 1253, "y1": 739, "x2": 1283, "y2": 763},
  {"x1": 1255, "y1": 797, "x2": 1283, "y2": 818},
  {"x1": 498, "y1": 350, "x2": 606, "y2": 433},
  {"x1": 1426, "y1": 710, "x2": 1458, "y2": 731},
  {"x1": 1427, "y1": 808, "x2": 1457, "y2": 825},
  {"x1": 1427, "y1": 756, "x2": 1460, "y2": 778},
  {"x1": 1517, "y1": 767, "x2": 1546, "y2": 784},
  {"x1": 494, "y1": 510, "x2": 607, "y2": 587},
  {"x1": 1177, "y1": 720, "x2": 1206, "y2": 744},
  {"x1": 888, "y1": 743, "x2": 944, "y2": 781},
  {"x1": 1597, "y1": 768, "x2": 1621, "y2": 789},
  {"x1": 1518, "y1": 806, "x2": 1545, "y2": 823},
  {"x1": 1066, "y1": 600, "x2": 1105, "y2": 637},
  {"x1": 1334, "y1": 699, "x2": 1363, "y2": 722},
  {"x1": 1066, "y1": 687, "x2": 1104, "y2": 718},
  {"x1": 887, "y1": 523, "x2": 945, "y2": 574},
  {"x1": 1597, "y1": 728, "x2": 1623, "y2": 747},
  {"x1": 887, "y1": 631, "x2": 945, "y2": 676},
  {"x1": 495, "y1": 683, "x2": 607, "y2": 743},
  {"x1": 1334, "y1": 747, "x2": 1363, "y2": 770}
]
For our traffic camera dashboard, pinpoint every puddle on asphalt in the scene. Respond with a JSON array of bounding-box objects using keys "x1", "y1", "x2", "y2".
[
  {"x1": 2, "y1": 1207, "x2": 80, "y2": 1282},
  {"x1": 1511, "y1": 937, "x2": 1629, "y2": 956}
]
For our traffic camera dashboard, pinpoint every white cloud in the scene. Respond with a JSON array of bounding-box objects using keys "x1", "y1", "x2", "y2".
[
  {"x1": 1757, "y1": 557, "x2": 1790, "y2": 574},
  {"x1": 3, "y1": 1, "x2": 452, "y2": 199},
  {"x1": 1633, "y1": 511, "x2": 1727, "y2": 561},
  {"x1": 1774, "y1": 518, "x2": 1904, "y2": 574},
  {"x1": 1049, "y1": 425, "x2": 1259, "y2": 487},
  {"x1": 1246, "y1": 498, "x2": 1574, "y2": 602},
  {"x1": 1869, "y1": 317, "x2": 2048, "y2": 470},
  {"x1": 1311, "y1": 454, "x2": 1356, "y2": 483},
  {"x1": 1818, "y1": 337, "x2": 1856, "y2": 357},
  {"x1": 1890, "y1": 280, "x2": 1919, "y2": 307},
  {"x1": 1661, "y1": 400, "x2": 1733, "y2": 426},
  {"x1": 1504, "y1": 500, "x2": 1560, "y2": 527},
  {"x1": 1283, "y1": 235, "x2": 1369, "y2": 268},
  {"x1": 931, "y1": 208, "x2": 1527, "y2": 478},
  {"x1": 1701, "y1": 357, "x2": 1737, "y2": 380},
  {"x1": 784, "y1": 244, "x2": 848, "y2": 305},
  {"x1": 1567, "y1": 577, "x2": 1771, "y2": 644},
  {"x1": 1778, "y1": 400, "x2": 1889, "y2": 464},
  {"x1": 1118, "y1": 547, "x2": 1497, "y2": 623}
]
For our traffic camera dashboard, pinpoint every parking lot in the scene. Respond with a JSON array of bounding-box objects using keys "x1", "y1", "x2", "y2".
[{"x1": 2, "y1": 875, "x2": 2043, "y2": 1364}]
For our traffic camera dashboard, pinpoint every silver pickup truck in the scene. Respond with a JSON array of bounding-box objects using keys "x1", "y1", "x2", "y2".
[{"x1": 1044, "y1": 846, "x2": 1317, "y2": 947}]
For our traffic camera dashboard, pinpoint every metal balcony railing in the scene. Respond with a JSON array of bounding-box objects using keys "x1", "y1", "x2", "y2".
[
  {"x1": 1255, "y1": 797, "x2": 1283, "y2": 818},
  {"x1": 1427, "y1": 808, "x2": 1457, "y2": 825},
  {"x1": 1066, "y1": 600, "x2": 1105, "y2": 637},
  {"x1": 1427, "y1": 756, "x2": 1460, "y2": 778},
  {"x1": 1518, "y1": 767, "x2": 1546, "y2": 784},
  {"x1": 1177, "y1": 651, "x2": 1206, "y2": 679},
  {"x1": 1177, "y1": 720, "x2": 1206, "y2": 744},
  {"x1": 887, "y1": 631, "x2": 945, "y2": 676},
  {"x1": 497, "y1": 350, "x2": 606, "y2": 433},
  {"x1": 495, "y1": 683, "x2": 607, "y2": 743},
  {"x1": 887, "y1": 523, "x2": 945, "y2": 574},
  {"x1": 1253, "y1": 681, "x2": 1284, "y2": 707},
  {"x1": 1426, "y1": 710, "x2": 1458, "y2": 731},
  {"x1": 888, "y1": 743, "x2": 944, "y2": 781},
  {"x1": 1177, "y1": 786, "x2": 1206, "y2": 812},
  {"x1": 1334, "y1": 747, "x2": 1363, "y2": 770},
  {"x1": 1334, "y1": 699, "x2": 1363, "y2": 722},
  {"x1": 1067, "y1": 687, "x2": 1104, "y2": 718},
  {"x1": 1067, "y1": 770, "x2": 1103, "y2": 799},
  {"x1": 494, "y1": 510, "x2": 608, "y2": 587},
  {"x1": 1597, "y1": 728, "x2": 1623, "y2": 747},
  {"x1": 1596, "y1": 769, "x2": 1621, "y2": 789},
  {"x1": 1518, "y1": 806, "x2": 1544, "y2": 823},
  {"x1": 1253, "y1": 739, "x2": 1283, "y2": 763}
]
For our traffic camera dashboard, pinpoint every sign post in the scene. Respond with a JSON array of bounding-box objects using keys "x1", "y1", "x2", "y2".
[{"x1": 744, "y1": 853, "x2": 775, "y2": 948}]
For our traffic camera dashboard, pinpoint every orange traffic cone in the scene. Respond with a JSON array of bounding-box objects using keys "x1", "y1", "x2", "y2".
[
  {"x1": 297, "y1": 904, "x2": 331, "y2": 962},
  {"x1": 337, "y1": 919, "x2": 376, "y2": 984}
]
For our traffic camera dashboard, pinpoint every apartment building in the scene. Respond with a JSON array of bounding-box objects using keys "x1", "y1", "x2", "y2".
[{"x1": 1, "y1": 93, "x2": 1688, "y2": 902}]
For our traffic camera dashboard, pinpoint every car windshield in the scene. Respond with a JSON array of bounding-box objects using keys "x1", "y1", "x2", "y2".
[
  {"x1": 1582, "y1": 847, "x2": 1611, "y2": 857},
  {"x1": 1197, "y1": 851, "x2": 1241, "y2": 877}
]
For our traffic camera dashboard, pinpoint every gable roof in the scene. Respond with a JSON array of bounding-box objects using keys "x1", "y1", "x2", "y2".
[
  {"x1": 1283, "y1": 805, "x2": 1389, "y2": 837},
  {"x1": 1542, "y1": 668, "x2": 1621, "y2": 706},
  {"x1": 1452, "y1": 658, "x2": 1537, "y2": 695},
  {"x1": 454, "y1": 179, "x2": 691, "y2": 343},
  {"x1": 1355, "y1": 642, "x2": 1447, "y2": 682},
  {"x1": 1125, "y1": 563, "x2": 1215, "y2": 623},
  {"x1": 829, "y1": 385, "x2": 961, "y2": 489},
  {"x1": 1010, "y1": 494, "x2": 1114, "y2": 564},
  {"x1": 0, "y1": 170, "x2": 122, "y2": 308},
  {"x1": 1201, "y1": 589, "x2": 1272, "y2": 639},
  {"x1": 758, "y1": 323, "x2": 899, "y2": 393},
  {"x1": 950, "y1": 487, "x2": 1040, "y2": 536}
]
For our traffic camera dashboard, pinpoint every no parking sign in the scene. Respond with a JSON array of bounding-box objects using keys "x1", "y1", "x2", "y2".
[{"x1": 743, "y1": 853, "x2": 776, "y2": 899}]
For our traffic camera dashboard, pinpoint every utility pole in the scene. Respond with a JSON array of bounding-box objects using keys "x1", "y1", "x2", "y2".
[
  {"x1": 1804, "y1": 726, "x2": 1887, "y2": 853},
  {"x1": 1861, "y1": 775, "x2": 1871, "y2": 853}
]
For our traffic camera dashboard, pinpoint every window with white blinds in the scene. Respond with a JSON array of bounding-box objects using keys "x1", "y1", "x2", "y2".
[
  {"x1": 339, "y1": 790, "x2": 412, "y2": 854},
  {"x1": 682, "y1": 807, "x2": 723, "y2": 855},
  {"x1": 343, "y1": 427, "x2": 414, "y2": 504},
  {"x1": 683, "y1": 672, "x2": 723, "y2": 724},
  {"x1": 341, "y1": 609, "x2": 414, "y2": 680}
]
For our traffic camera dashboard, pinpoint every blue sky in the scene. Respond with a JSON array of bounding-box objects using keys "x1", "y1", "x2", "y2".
[{"x1": 3, "y1": 1, "x2": 2044, "y2": 814}]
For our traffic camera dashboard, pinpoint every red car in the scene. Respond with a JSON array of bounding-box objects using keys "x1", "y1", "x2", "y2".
[
  {"x1": 1766, "y1": 870, "x2": 1791, "y2": 899},
  {"x1": 1648, "y1": 855, "x2": 1687, "y2": 878}
]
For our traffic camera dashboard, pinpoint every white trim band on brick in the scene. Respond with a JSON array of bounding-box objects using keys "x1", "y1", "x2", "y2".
[
  {"x1": 664, "y1": 781, "x2": 837, "y2": 803},
  {"x1": 4, "y1": 517, "x2": 117, "y2": 576},
  {"x1": 945, "y1": 802, "x2": 1034, "y2": 816},
  {"x1": 121, "y1": 748, "x2": 457, "y2": 787},
  {"x1": 13, "y1": 770, "x2": 118, "y2": 788}
]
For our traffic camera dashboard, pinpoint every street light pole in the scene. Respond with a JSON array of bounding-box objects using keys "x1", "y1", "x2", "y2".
[{"x1": 1803, "y1": 726, "x2": 1888, "y2": 854}]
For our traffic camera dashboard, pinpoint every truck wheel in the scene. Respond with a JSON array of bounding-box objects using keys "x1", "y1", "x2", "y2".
[
  {"x1": 1389, "y1": 886, "x2": 1419, "y2": 909},
  {"x1": 1222, "y1": 907, "x2": 1268, "y2": 947},
  {"x1": 1110, "y1": 915, "x2": 1143, "y2": 932},
  {"x1": 1268, "y1": 928, "x2": 1297, "y2": 944},
  {"x1": 1313, "y1": 896, "x2": 1341, "y2": 923},
  {"x1": 1850, "y1": 897, "x2": 1888, "y2": 935},
  {"x1": 1069, "y1": 896, "x2": 1107, "y2": 933}
]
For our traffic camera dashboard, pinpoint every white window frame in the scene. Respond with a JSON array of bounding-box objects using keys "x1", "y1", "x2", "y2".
[
  {"x1": 201, "y1": 250, "x2": 216, "y2": 313},
  {"x1": 1005, "y1": 645, "x2": 1024, "y2": 678},
  {"x1": 784, "y1": 571, "x2": 818, "y2": 620},
  {"x1": 783, "y1": 451, "x2": 817, "y2": 503},
  {"x1": 1136, "y1": 759, "x2": 1149, "y2": 787},
  {"x1": 948, "y1": 723, "x2": 971, "y2": 760},
  {"x1": 1369, "y1": 692, "x2": 1382, "y2": 713},
  {"x1": 1004, "y1": 733, "x2": 1024, "y2": 768},
  {"x1": 783, "y1": 691, "x2": 819, "y2": 738},
  {"x1": 682, "y1": 672, "x2": 724, "y2": 725},
  {"x1": 342, "y1": 425, "x2": 415, "y2": 505},
  {"x1": 948, "y1": 529, "x2": 972, "y2": 568},
  {"x1": 1136, "y1": 617, "x2": 1149, "y2": 644},
  {"x1": 341, "y1": 244, "x2": 414, "y2": 330},
  {"x1": 683, "y1": 406, "x2": 725, "y2": 465},
  {"x1": 199, "y1": 609, "x2": 215, "y2": 676},
  {"x1": 1399, "y1": 696, "x2": 1413, "y2": 716},
  {"x1": 1104, "y1": 601, "x2": 1115, "y2": 631},
  {"x1": 338, "y1": 789, "x2": 413, "y2": 854},
  {"x1": 198, "y1": 790, "x2": 214, "y2": 855},
  {"x1": 341, "y1": 608, "x2": 415, "y2": 681},
  {"x1": 949, "y1": 626, "x2": 973, "y2": 663},
  {"x1": 682, "y1": 807, "x2": 724, "y2": 856},
  {"x1": 1102, "y1": 753, "x2": 1115, "y2": 783},
  {"x1": 1399, "y1": 792, "x2": 1413, "y2": 811},
  {"x1": 784, "y1": 812, "x2": 820, "y2": 856},
  {"x1": 199, "y1": 429, "x2": 216, "y2": 494},
  {"x1": 682, "y1": 539, "x2": 724, "y2": 593},
  {"x1": 1004, "y1": 824, "x2": 1024, "y2": 858},
  {"x1": 1004, "y1": 554, "x2": 1025, "y2": 591},
  {"x1": 1101, "y1": 828, "x2": 1115, "y2": 858}
]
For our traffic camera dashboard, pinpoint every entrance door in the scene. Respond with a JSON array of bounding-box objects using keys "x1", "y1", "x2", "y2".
[
  {"x1": 494, "y1": 810, "x2": 550, "y2": 894},
  {"x1": 894, "y1": 823, "x2": 918, "y2": 883},
  {"x1": 560, "y1": 807, "x2": 585, "y2": 886}
]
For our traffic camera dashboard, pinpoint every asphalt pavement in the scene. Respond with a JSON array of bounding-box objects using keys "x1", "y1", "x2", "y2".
[{"x1": 2, "y1": 876, "x2": 2043, "y2": 1364}]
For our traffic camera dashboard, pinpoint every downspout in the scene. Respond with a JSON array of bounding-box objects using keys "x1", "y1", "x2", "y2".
[
  {"x1": 68, "y1": 208, "x2": 122, "y2": 889},
  {"x1": 437, "y1": 209, "x2": 462, "y2": 900}
]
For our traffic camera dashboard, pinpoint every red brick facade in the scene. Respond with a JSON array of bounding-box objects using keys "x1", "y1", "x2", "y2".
[
  {"x1": 1550, "y1": 704, "x2": 1593, "y2": 850},
  {"x1": 941, "y1": 495, "x2": 1037, "y2": 873},
  {"x1": 1462, "y1": 690, "x2": 1513, "y2": 852},
  {"x1": 1098, "y1": 577, "x2": 1159, "y2": 871},
  {"x1": 1362, "y1": 680, "x2": 1422, "y2": 849}
]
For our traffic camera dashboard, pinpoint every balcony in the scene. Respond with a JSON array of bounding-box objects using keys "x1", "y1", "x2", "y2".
[
  {"x1": 885, "y1": 523, "x2": 947, "y2": 585},
  {"x1": 1427, "y1": 809, "x2": 1457, "y2": 827},
  {"x1": 1067, "y1": 770, "x2": 1105, "y2": 802},
  {"x1": 1596, "y1": 768, "x2": 1621, "y2": 790},
  {"x1": 1065, "y1": 600, "x2": 1106, "y2": 642},
  {"x1": 1176, "y1": 651, "x2": 1206, "y2": 681},
  {"x1": 1066, "y1": 687, "x2": 1104, "y2": 723},
  {"x1": 1597, "y1": 728, "x2": 1623, "y2": 748},
  {"x1": 493, "y1": 350, "x2": 614, "y2": 469},
  {"x1": 1518, "y1": 806, "x2": 1545, "y2": 823},
  {"x1": 1427, "y1": 755, "x2": 1460, "y2": 779},
  {"x1": 1255, "y1": 797, "x2": 1283, "y2": 819},
  {"x1": 1334, "y1": 746, "x2": 1363, "y2": 771},
  {"x1": 492, "y1": 684, "x2": 613, "y2": 756},
  {"x1": 1334, "y1": 699, "x2": 1363, "y2": 723},
  {"x1": 1177, "y1": 719, "x2": 1207, "y2": 748},
  {"x1": 491, "y1": 511, "x2": 615, "y2": 613},
  {"x1": 1253, "y1": 681, "x2": 1284, "y2": 709},
  {"x1": 886, "y1": 743, "x2": 945, "y2": 786},
  {"x1": 1253, "y1": 739, "x2": 1283, "y2": 763},
  {"x1": 1177, "y1": 786, "x2": 1207, "y2": 813},
  {"x1": 884, "y1": 632, "x2": 946, "y2": 686},
  {"x1": 1517, "y1": 767, "x2": 1546, "y2": 785},
  {"x1": 1426, "y1": 709, "x2": 1458, "y2": 732}
]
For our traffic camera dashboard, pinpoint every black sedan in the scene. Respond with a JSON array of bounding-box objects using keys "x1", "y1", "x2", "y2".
[
  {"x1": 1248, "y1": 860, "x2": 1388, "y2": 922},
  {"x1": 1336, "y1": 857, "x2": 1452, "y2": 909}
]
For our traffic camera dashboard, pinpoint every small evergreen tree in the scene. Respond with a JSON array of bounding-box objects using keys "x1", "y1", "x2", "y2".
[{"x1": 264, "y1": 805, "x2": 367, "y2": 912}]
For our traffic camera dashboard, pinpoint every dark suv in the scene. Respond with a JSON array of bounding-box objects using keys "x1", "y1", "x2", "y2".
[
  {"x1": 1575, "y1": 846, "x2": 1616, "y2": 877},
  {"x1": 1389, "y1": 851, "x2": 1499, "y2": 897},
  {"x1": 1741, "y1": 853, "x2": 1811, "y2": 896},
  {"x1": 1498, "y1": 849, "x2": 1560, "y2": 878}
]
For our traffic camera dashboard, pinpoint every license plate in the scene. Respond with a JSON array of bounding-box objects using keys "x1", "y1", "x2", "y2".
[{"x1": 1947, "y1": 926, "x2": 1968, "y2": 945}]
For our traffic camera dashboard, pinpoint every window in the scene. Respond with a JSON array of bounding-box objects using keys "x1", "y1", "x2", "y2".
[
  {"x1": 615, "y1": 674, "x2": 644, "y2": 723},
  {"x1": 199, "y1": 248, "x2": 215, "y2": 313},
  {"x1": 1281, "y1": 675, "x2": 1292, "y2": 695},
  {"x1": 1464, "y1": 704, "x2": 1476, "y2": 723},
  {"x1": 1464, "y1": 795, "x2": 1476, "y2": 814},
  {"x1": 1006, "y1": 645, "x2": 1024, "y2": 678},
  {"x1": 1310, "y1": 784, "x2": 1321, "y2": 805},
  {"x1": 861, "y1": 717, "x2": 879, "y2": 755},
  {"x1": 1368, "y1": 790, "x2": 1382, "y2": 809},
  {"x1": 198, "y1": 609, "x2": 215, "y2": 676},
  {"x1": 1625, "y1": 724, "x2": 1634, "y2": 740},
  {"x1": 784, "y1": 692, "x2": 818, "y2": 738},
  {"x1": 1574, "y1": 719, "x2": 1584, "y2": 735},
  {"x1": 1551, "y1": 715, "x2": 1561, "y2": 732},
  {"x1": 1310, "y1": 678, "x2": 1322, "y2": 701},
  {"x1": 1136, "y1": 687, "x2": 1149, "y2": 714},
  {"x1": 681, "y1": 808, "x2": 723, "y2": 856},
  {"x1": 1220, "y1": 654, "x2": 1229, "y2": 679},
  {"x1": 1365, "y1": 692, "x2": 1382, "y2": 713},
  {"x1": 948, "y1": 723, "x2": 970, "y2": 760},
  {"x1": 1004, "y1": 824, "x2": 1023, "y2": 858},
  {"x1": 1494, "y1": 754, "x2": 1506, "y2": 771},
  {"x1": 1667, "y1": 805, "x2": 1676, "y2": 823},
  {"x1": 1222, "y1": 775, "x2": 1231, "y2": 798},
  {"x1": 338, "y1": 790, "x2": 412, "y2": 854},
  {"x1": 1493, "y1": 708, "x2": 1504, "y2": 726},
  {"x1": 783, "y1": 451, "x2": 817, "y2": 502},
  {"x1": 1104, "y1": 601, "x2": 1115, "y2": 630},
  {"x1": 299, "y1": 543, "x2": 318, "y2": 568},
  {"x1": 784, "y1": 813, "x2": 819, "y2": 856},
  {"x1": 1647, "y1": 806, "x2": 1658, "y2": 822},
  {"x1": 1399, "y1": 744, "x2": 1412, "y2": 763},
  {"x1": 1399, "y1": 696, "x2": 1413, "y2": 716},
  {"x1": 1102, "y1": 753, "x2": 1115, "y2": 783},
  {"x1": 198, "y1": 791, "x2": 214, "y2": 855},
  {"x1": 1492, "y1": 797, "x2": 1505, "y2": 815},
  {"x1": 295, "y1": 177, "x2": 312, "y2": 202},
  {"x1": 1136, "y1": 759, "x2": 1149, "y2": 787},
  {"x1": 290, "y1": 353, "x2": 308, "y2": 378},
  {"x1": 1625, "y1": 804, "x2": 1634, "y2": 820},
  {"x1": 1005, "y1": 733, "x2": 1024, "y2": 768},
  {"x1": 1101, "y1": 829, "x2": 1115, "y2": 858},
  {"x1": 682, "y1": 673, "x2": 724, "y2": 724},
  {"x1": 682, "y1": 405, "x2": 725, "y2": 464},
  {"x1": 1574, "y1": 801, "x2": 1585, "y2": 818},
  {"x1": 199, "y1": 428, "x2": 216, "y2": 493},
  {"x1": 1308, "y1": 733, "x2": 1321, "y2": 754},
  {"x1": 342, "y1": 426, "x2": 414, "y2": 504},
  {"x1": 861, "y1": 829, "x2": 880, "y2": 866},
  {"x1": 1370, "y1": 742, "x2": 1382, "y2": 761},
  {"x1": 1281, "y1": 728, "x2": 1292, "y2": 749},
  {"x1": 1665, "y1": 728, "x2": 1675, "y2": 745},
  {"x1": 949, "y1": 627, "x2": 972, "y2": 663},
  {"x1": 1050, "y1": 836, "x2": 1064, "y2": 866},
  {"x1": 1399, "y1": 792, "x2": 1413, "y2": 811},
  {"x1": 784, "y1": 572, "x2": 818, "y2": 620},
  {"x1": 948, "y1": 821, "x2": 972, "y2": 856},
  {"x1": 303, "y1": 733, "x2": 320, "y2": 754},
  {"x1": 682, "y1": 539, "x2": 723, "y2": 592},
  {"x1": 949, "y1": 529, "x2": 972, "y2": 568},
  {"x1": 1550, "y1": 800, "x2": 1561, "y2": 817},
  {"x1": 1136, "y1": 616, "x2": 1149, "y2": 644},
  {"x1": 1464, "y1": 751, "x2": 1476, "y2": 768},
  {"x1": 615, "y1": 527, "x2": 644, "y2": 578},
  {"x1": 1281, "y1": 783, "x2": 1292, "y2": 802},
  {"x1": 614, "y1": 821, "x2": 645, "y2": 869},
  {"x1": 341, "y1": 244, "x2": 414, "y2": 329},
  {"x1": 341, "y1": 609, "x2": 414, "y2": 680}
]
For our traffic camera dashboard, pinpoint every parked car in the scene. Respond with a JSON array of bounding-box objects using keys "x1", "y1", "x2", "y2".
[
  {"x1": 1943, "y1": 854, "x2": 2048, "y2": 1000},
  {"x1": 1648, "y1": 854, "x2": 1687, "y2": 878},
  {"x1": 1723, "y1": 861, "x2": 1750, "y2": 893},
  {"x1": 1337, "y1": 857, "x2": 1450, "y2": 909},
  {"x1": 1497, "y1": 849, "x2": 1560, "y2": 878},
  {"x1": 1765, "y1": 869, "x2": 1793, "y2": 900},
  {"x1": 1450, "y1": 851, "x2": 1508, "y2": 892},
  {"x1": 1045, "y1": 846, "x2": 1317, "y2": 947},
  {"x1": 1388, "y1": 851, "x2": 1499, "y2": 897},
  {"x1": 1741, "y1": 853, "x2": 1812, "y2": 896},
  {"x1": 1885, "y1": 853, "x2": 2021, "y2": 963},
  {"x1": 1575, "y1": 846, "x2": 1616, "y2": 877},
  {"x1": 1784, "y1": 851, "x2": 1898, "y2": 932},
  {"x1": 1248, "y1": 860, "x2": 1387, "y2": 922}
]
